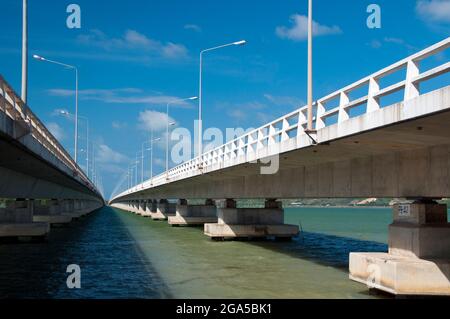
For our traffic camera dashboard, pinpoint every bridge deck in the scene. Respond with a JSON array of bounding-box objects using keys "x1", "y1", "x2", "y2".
[{"x1": 112, "y1": 38, "x2": 450, "y2": 202}]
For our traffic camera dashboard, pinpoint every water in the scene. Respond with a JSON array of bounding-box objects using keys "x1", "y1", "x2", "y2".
[{"x1": 0, "y1": 206, "x2": 396, "y2": 299}]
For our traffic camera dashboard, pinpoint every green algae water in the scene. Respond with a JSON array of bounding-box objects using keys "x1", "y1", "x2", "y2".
[
  {"x1": 3, "y1": 205, "x2": 438, "y2": 299},
  {"x1": 114, "y1": 207, "x2": 391, "y2": 299}
]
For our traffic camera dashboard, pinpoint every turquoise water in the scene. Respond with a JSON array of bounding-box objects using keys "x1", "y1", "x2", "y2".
[{"x1": 0, "y1": 206, "x2": 401, "y2": 299}]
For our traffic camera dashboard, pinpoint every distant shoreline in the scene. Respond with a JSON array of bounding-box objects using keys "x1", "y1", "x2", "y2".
[{"x1": 285, "y1": 205, "x2": 390, "y2": 209}]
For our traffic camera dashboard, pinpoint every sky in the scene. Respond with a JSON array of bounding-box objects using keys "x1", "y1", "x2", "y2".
[{"x1": 0, "y1": 0, "x2": 449, "y2": 198}]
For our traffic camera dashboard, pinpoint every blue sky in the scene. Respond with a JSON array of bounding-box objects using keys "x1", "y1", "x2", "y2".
[{"x1": 0, "y1": 0, "x2": 449, "y2": 198}]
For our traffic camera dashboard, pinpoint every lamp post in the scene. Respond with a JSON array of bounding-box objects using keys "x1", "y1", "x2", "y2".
[
  {"x1": 21, "y1": 0, "x2": 28, "y2": 103},
  {"x1": 306, "y1": 0, "x2": 314, "y2": 132},
  {"x1": 33, "y1": 54, "x2": 79, "y2": 163},
  {"x1": 60, "y1": 110, "x2": 89, "y2": 177},
  {"x1": 166, "y1": 96, "x2": 198, "y2": 179},
  {"x1": 198, "y1": 40, "x2": 246, "y2": 158},
  {"x1": 140, "y1": 141, "x2": 152, "y2": 184},
  {"x1": 134, "y1": 159, "x2": 139, "y2": 186},
  {"x1": 149, "y1": 131, "x2": 161, "y2": 185}
]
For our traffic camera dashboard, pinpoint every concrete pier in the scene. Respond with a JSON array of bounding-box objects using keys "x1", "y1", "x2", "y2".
[
  {"x1": 0, "y1": 199, "x2": 49, "y2": 240},
  {"x1": 350, "y1": 200, "x2": 450, "y2": 296},
  {"x1": 168, "y1": 199, "x2": 218, "y2": 226},
  {"x1": 141, "y1": 200, "x2": 156, "y2": 217},
  {"x1": 204, "y1": 199, "x2": 299, "y2": 240},
  {"x1": 133, "y1": 201, "x2": 140, "y2": 214},
  {"x1": 33, "y1": 199, "x2": 72, "y2": 226},
  {"x1": 152, "y1": 199, "x2": 176, "y2": 221},
  {"x1": 60, "y1": 200, "x2": 83, "y2": 219}
]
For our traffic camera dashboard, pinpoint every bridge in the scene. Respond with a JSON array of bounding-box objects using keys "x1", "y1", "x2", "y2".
[
  {"x1": 110, "y1": 38, "x2": 450, "y2": 296},
  {"x1": 0, "y1": 75, "x2": 104, "y2": 240},
  {"x1": 1, "y1": 36, "x2": 450, "y2": 296}
]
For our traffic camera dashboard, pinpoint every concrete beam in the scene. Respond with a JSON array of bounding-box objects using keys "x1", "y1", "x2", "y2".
[
  {"x1": 33, "y1": 199, "x2": 72, "y2": 226},
  {"x1": 350, "y1": 201, "x2": 450, "y2": 296},
  {"x1": 0, "y1": 199, "x2": 49, "y2": 240},
  {"x1": 151, "y1": 199, "x2": 176, "y2": 221},
  {"x1": 204, "y1": 199, "x2": 299, "y2": 240},
  {"x1": 168, "y1": 199, "x2": 218, "y2": 226}
]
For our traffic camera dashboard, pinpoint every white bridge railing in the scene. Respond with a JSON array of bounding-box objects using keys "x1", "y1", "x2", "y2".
[
  {"x1": 117, "y1": 37, "x2": 450, "y2": 200},
  {"x1": 0, "y1": 75, "x2": 97, "y2": 193}
]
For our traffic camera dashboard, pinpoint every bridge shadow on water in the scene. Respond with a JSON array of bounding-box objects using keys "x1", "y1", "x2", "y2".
[
  {"x1": 249, "y1": 232, "x2": 388, "y2": 271},
  {"x1": 0, "y1": 207, "x2": 171, "y2": 299}
]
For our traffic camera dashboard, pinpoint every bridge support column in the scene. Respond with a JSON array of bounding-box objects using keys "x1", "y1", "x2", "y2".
[
  {"x1": 139, "y1": 200, "x2": 151, "y2": 217},
  {"x1": 152, "y1": 199, "x2": 176, "y2": 221},
  {"x1": 350, "y1": 200, "x2": 450, "y2": 296},
  {"x1": 204, "y1": 199, "x2": 299, "y2": 240},
  {"x1": 33, "y1": 199, "x2": 72, "y2": 226},
  {"x1": 0, "y1": 199, "x2": 49, "y2": 240},
  {"x1": 61, "y1": 199, "x2": 80, "y2": 219},
  {"x1": 131, "y1": 201, "x2": 139, "y2": 214},
  {"x1": 143, "y1": 200, "x2": 157, "y2": 218},
  {"x1": 125, "y1": 201, "x2": 134, "y2": 213},
  {"x1": 169, "y1": 199, "x2": 218, "y2": 226},
  {"x1": 111, "y1": 201, "x2": 130, "y2": 212},
  {"x1": 136, "y1": 200, "x2": 146, "y2": 216}
]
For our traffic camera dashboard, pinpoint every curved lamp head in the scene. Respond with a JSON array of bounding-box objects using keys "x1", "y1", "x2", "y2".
[
  {"x1": 233, "y1": 40, "x2": 247, "y2": 46},
  {"x1": 33, "y1": 54, "x2": 46, "y2": 61}
]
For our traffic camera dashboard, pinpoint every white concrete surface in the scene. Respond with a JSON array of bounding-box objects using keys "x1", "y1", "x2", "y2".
[
  {"x1": 350, "y1": 202, "x2": 450, "y2": 295},
  {"x1": 112, "y1": 38, "x2": 450, "y2": 202}
]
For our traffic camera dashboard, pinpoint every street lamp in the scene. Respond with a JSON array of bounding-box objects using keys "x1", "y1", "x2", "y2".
[
  {"x1": 150, "y1": 133, "x2": 161, "y2": 185},
  {"x1": 129, "y1": 162, "x2": 138, "y2": 187},
  {"x1": 21, "y1": 0, "x2": 28, "y2": 103},
  {"x1": 306, "y1": 0, "x2": 314, "y2": 133},
  {"x1": 166, "y1": 96, "x2": 198, "y2": 179},
  {"x1": 59, "y1": 110, "x2": 89, "y2": 177},
  {"x1": 198, "y1": 40, "x2": 246, "y2": 158},
  {"x1": 33, "y1": 54, "x2": 79, "y2": 163}
]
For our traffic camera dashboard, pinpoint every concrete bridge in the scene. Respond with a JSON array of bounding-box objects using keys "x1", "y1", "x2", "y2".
[
  {"x1": 111, "y1": 38, "x2": 450, "y2": 296},
  {"x1": 0, "y1": 75, "x2": 104, "y2": 240}
]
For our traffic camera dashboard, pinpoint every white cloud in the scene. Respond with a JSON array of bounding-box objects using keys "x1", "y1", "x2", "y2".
[
  {"x1": 96, "y1": 144, "x2": 128, "y2": 164},
  {"x1": 97, "y1": 163, "x2": 127, "y2": 175},
  {"x1": 228, "y1": 109, "x2": 247, "y2": 123},
  {"x1": 138, "y1": 110, "x2": 176, "y2": 132},
  {"x1": 48, "y1": 88, "x2": 191, "y2": 107},
  {"x1": 368, "y1": 38, "x2": 417, "y2": 51},
  {"x1": 124, "y1": 30, "x2": 156, "y2": 48},
  {"x1": 51, "y1": 108, "x2": 71, "y2": 117},
  {"x1": 416, "y1": 0, "x2": 450, "y2": 24},
  {"x1": 263, "y1": 94, "x2": 304, "y2": 108},
  {"x1": 162, "y1": 42, "x2": 188, "y2": 59},
  {"x1": 184, "y1": 24, "x2": 202, "y2": 32},
  {"x1": 276, "y1": 14, "x2": 342, "y2": 41},
  {"x1": 46, "y1": 122, "x2": 65, "y2": 141},
  {"x1": 368, "y1": 39, "x2": 382, "y2": 49},
  {"x1": 384, "y1": 37, "x2": 417, "y2": 50},
  {"x1": 153, "y1": 158, "x2": 165, "y2": 167},
  {"x1": 77, "y1": 29, "x2": 189, "y2": 59},
  {"x1": 112, "y1": 121, "x2": 127, "y2": 129}
]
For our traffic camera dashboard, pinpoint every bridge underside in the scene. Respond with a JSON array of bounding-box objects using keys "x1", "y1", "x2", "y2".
[
  {"x1": 0, "y1": 134, "x2": 101, "y2": 201},
  {"x1": 123, "y1": 107, "x2": 450, "y2": 201},
  {"x1": 0, "y1": 116, "x2": 103, "y2": 240}
]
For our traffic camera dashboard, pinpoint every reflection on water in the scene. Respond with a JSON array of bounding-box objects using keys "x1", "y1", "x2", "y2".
[
  {"x1": 115, "y1": 207, "x2": 392, "y2": 299},
  {"x1": 0, "y1": 206, "x2": 395, "y2": 299},
  {"x1": 0, "y1": 207, "x2": 169, "y2": 299}
]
